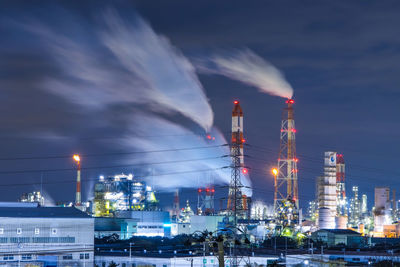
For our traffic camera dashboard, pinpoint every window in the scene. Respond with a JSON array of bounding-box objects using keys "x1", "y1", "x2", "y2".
[
  {"x1": 80, "y1": 254, "x2": 84, "y2": 260},
  {"x1": 51, "y1": 228, "x2": 57, "y2": 235},
  {"x1": 35, "y1": 228, "x2": 40, "y2": 235},
  {"x1": 16, "y1": 228, "x2": 22, "y2": 235},
  {"x1": 62, "y1": 254, "x2": 72, "y2": 260},
  {"x1": 102, "y1": 263, "x2": 106, "y2": 267},
  {"x1": 85, "y1": 254, "x2": 89, "y2": 259},
  {"x1": 4, "y1": 255, "x2": 14, "y2": 260},
  {"x1": 0, "y1": 228, "x2": 3, "y2": 234},
  {"x1": 122, "y1": 264, "x2": 126, "y2": 267},
  {"x1": 22, "y1": 255, "x2": 32, "y2": 260}
]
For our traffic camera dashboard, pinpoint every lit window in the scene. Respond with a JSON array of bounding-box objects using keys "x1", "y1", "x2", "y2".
[
  {"x1": 0, "y1": 228, "x2": 3, "y2": 234},
  {"x1": 35, "y1": 228, "x2": 40, "y2": 235},
  {"x1": 51, "y1": 228, "x2": 57, "y2": 235},
  {"x1": 16, "y1": 228, "x2": 22, "y2": 235}
]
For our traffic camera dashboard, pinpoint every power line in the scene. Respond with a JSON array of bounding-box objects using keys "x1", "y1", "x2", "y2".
[
  {"x1": 0, "y1": 155, "x2": 230, "y2": 175},
  {"x1": 0, "y1": 166, "x2": 230, "y2": 188},
  {"x1": 0, "y1": 144, "x2": 228, "y2": 161}
]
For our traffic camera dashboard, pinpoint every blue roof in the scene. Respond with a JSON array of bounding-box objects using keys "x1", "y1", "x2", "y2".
[{"x1": 0, "y1": 207, "x2": 91, "y2": 218}]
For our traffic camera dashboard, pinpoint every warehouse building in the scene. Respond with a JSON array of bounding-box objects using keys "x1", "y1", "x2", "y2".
[{"x1": 0, "y1": 204, "x2": 94, "y2": 266}]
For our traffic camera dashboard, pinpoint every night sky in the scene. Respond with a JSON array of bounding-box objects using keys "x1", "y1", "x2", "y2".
[{"x1": 1, "y1": 1, "x2": 400, "y2": 211}]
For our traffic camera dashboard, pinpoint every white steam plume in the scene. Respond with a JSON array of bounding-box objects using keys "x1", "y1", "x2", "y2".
[
  {"x1": 23, "y1": 10, "x2": 213, "y2": 131},
  {"x1": 197, "y1": 49, "x2": 293, "y2": 99},
  {"x1": 18, "y1": 10, "x2": 253, "y2": 194},
  {"x1": 122, "y1": 113, "x2": 239, "y2": 191}
]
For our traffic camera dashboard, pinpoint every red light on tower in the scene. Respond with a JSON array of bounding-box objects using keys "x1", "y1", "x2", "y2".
[
  {"x1": 206, "y1": 134, "x2": 212, "y2": 140},
  {"x1": 242, "y1": 168, "x2": 248, "y2": 174},
  {"x1": 234, "y1": 100, "x2": 239, "y2": 105}
]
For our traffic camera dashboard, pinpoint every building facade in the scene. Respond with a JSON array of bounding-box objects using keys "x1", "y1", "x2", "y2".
[{"x1": 0, "y1": 206, "x2": 94, "y2": 266}]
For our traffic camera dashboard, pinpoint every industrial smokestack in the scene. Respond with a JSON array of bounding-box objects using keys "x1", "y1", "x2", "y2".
[
  {"x1": 73, "y1": 154, "x2": 81, "y2": 206},
  {"x1": 173, "y1": 189, "x2": 180, "y2": 220}
]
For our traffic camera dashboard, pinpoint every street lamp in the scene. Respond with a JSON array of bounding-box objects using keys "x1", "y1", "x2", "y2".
[{"x1": 272, "y1": 168, "x2": 278, "y2": 213}]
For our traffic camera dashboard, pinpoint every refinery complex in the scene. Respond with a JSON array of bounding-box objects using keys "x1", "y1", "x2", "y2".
[{"x1": 1, "y1": 99, "x2": 399, "y2": 267}]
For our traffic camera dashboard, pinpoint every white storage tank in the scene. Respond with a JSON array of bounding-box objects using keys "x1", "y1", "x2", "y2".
[
  {"x1": 318, "y1": 207, "x2": 335, "y2": 229},
  {"x1": 335, "y1": 215, "x2": 348, "y2": 229}
]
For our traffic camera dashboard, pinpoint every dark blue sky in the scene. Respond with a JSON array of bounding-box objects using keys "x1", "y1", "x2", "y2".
[{"x1": 0, "y1": 1, "x2": 400, "y2": 211}]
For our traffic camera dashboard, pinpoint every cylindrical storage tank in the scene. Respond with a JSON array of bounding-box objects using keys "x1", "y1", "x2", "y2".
[
  {"x1": 318, "y1": 207, "x2": 335, "y2": 229},
  {"x1": 335, "y1": 216, "x2": 348, "y2": 229}
]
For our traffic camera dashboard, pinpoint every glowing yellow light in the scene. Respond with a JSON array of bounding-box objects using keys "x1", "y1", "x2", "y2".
[
  {"x1": 73, "y1": 154, "x2": 80, "y2": 162},
  {"x1": 272, "y1": 168, "x2": 278, "y2": 176}
]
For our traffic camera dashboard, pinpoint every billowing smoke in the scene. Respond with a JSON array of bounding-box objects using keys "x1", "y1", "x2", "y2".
[
  {"x1": 122, "y1": 113, "x2": 232, "y2": 189},
  {"x1": 18, "y1": 9, "x2": 252, "y2": 194},
  {"x1": 197, "y1": 49, "x2": 293, "y2": 99},
  {"x1": 23, "y1": 10, "x2": 213, "y2": 131}
]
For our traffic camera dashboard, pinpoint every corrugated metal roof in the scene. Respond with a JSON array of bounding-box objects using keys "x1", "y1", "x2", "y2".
[{"x1": 0, "y1": 207, "x2": 91, "y2": 218}]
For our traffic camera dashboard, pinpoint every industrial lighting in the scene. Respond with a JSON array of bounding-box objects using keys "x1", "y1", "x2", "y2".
[
  {"x1": 272, "y1": 168, "x2": 278, "y2": 176},
  {"x1": 73, "y1": 154, "x2": 80, "y2": 162},
  {"x1": 233, "y1": 100, "x2": 239, "y2": 104}
]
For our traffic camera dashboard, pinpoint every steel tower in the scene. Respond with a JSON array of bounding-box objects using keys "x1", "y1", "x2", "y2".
[
  {"x1": 227, "y1": 100, "x2": 246, "y2": 219},
  {"x1": 274, "y1": 99, "x2": 299, "y2": 226}
]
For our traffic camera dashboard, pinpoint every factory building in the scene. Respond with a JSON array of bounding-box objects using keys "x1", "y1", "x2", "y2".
[
  {"x1": 95, "y1": 254, "x2": 279, "y2": 267},
  {"x1": 19, "y1": 191, "x2": 45, "y2": 206},
  {"x1": 348, "y1": 186, "x2": 362, "y2": 227},
  {"x1": 0, "y1": 203, "x2": 94, "y2": 266},
  {"x1": 93, "y1": 174, "x2": 158, "y2": 217},
  {"x1": 171, "y1": 215, "x2": 226, "y2": 236},
  {"x1": 317, "y1": 152, "x2": 337, "y2": 229},
  {"x1": 95, "y1": 210, "x2": 171, "y2": 239},
  {"x1": 373, "y1": 187, "x2": 392, "y2": 235}
]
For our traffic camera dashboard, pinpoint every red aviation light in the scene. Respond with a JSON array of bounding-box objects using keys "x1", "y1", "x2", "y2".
[
  {"x1": 241, "y1": 138, "x2": 246, "y2": 143},
  {"x1": 234, "y1": 100, "x2": 239, "y2": 105},
  {"x1": 206, "y1": 188, "x2": 210, "y2": 193},
  {"x1": 198, "y1": 188, "x2": 202, "y2": 193},
  {"x1": 286, "y1": 99, "x2": 295, "y2": 104},
  {"x1": 211, "y1": 188, "x2": 215, "y2": 193},
  {"x1": 206, "y1": 134, "x2": 212, "y2": 140},
  {"x1": 294, "y1": 158, "x2": 298, "y2": 162},
  {"x1": 242, "y1": 168, "x2": 248, "y2": 174}
]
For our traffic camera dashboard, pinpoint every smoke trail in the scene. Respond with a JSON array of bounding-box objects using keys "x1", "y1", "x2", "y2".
[
  {"x1": 197, "y1": 49, "x2": 293, "y2": 99},
  {"x1": 121, "y1": 112, "x2": 234, "y2": 190},
  {"x1": 15, "y1": 9, "x2": 253, "y2": 194},
  {"x1": 22, "y1": 10, "x2": 213, "y2": 131}
]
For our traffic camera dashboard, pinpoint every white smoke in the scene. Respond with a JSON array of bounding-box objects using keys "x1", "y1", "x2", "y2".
[
  {"x1": 122, "y1": 113, "x2": 233, "y2": 190},
  {"x1": 18, "y1": 10, "x2": 253, "y2": 194},
  {"x1": 197, "y1": 49, "x2": 293, "y2": 99},
  {"x1": 23, "y1": 10, "x2": 213, "y2": 131},
  {"x1": 100, "y1": 10, "x2": 214, "y2": 130}
]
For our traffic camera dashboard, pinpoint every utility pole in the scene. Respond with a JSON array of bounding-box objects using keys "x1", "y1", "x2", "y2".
[{"x1": 218, "y1": 239, "x2": 225, "y2": 267}]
